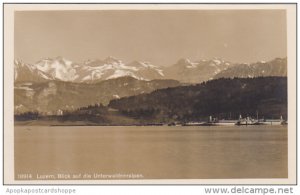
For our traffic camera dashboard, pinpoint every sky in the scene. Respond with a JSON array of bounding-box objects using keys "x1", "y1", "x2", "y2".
[{"x1": 14, "y1": 10, "x2": 287, "y2": 66}]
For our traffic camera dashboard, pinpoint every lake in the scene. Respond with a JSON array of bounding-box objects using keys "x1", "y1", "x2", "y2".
[{"x1": 14, "y1": 125, "x2": 287, "y2": 179}]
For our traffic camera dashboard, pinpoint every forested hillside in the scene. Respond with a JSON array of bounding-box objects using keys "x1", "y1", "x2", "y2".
[{"x1": 109, "y1": 77, "x2": 287, "y2": 122}]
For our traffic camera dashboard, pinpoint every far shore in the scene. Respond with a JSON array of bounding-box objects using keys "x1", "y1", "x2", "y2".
[{"x1": 14, "y1": 119, "x2": 287, "y2": 127}]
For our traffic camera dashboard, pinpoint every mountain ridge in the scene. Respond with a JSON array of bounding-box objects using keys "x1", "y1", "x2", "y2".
[
  {"x1": 214, "y1": 58, "x2": 287, "y2": 79},
  {"x1": 14, "y1": 57, "x2": 287, "y2": 83},
  {"x1": 14, "y1": 76, "x2": 181, "y2": 113},
  {"x1": 109, "y1": 77, "x2": 287, "y2": 122}
]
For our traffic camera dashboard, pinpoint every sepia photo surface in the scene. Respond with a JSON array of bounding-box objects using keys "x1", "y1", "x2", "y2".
[{"x1": 4, "y1": 4, "x2": 297, "y2": 184}]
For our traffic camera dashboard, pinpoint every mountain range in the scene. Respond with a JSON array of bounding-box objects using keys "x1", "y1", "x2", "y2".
[
  {"x1": 14, "y1": 56, "x2": 287, "y2": 114},
  {"x1": 15, "y1": 77, "x2": 180, "y2": 113},
  {"x1": 14, "y1": 56, "x2": 164, "y2": 83},
  {"x1": 214, "y1": 58, "x2": 287, "y2": 79},
  {"x1": 163, "y1": 58, "x2": 232, "y2": 83},
  {"x1": 14, "y1": 57, "x2": 287, "y2": 84}
]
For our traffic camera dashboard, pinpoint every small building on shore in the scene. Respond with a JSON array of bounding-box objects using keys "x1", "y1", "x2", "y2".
[{"x1": 57, "y1": 109, "x2": 63, "y2": 116}]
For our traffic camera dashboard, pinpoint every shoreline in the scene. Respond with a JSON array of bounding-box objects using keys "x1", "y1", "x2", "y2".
[{"x1": 14, "y1": 120, "x2": 287, "y2": 127}]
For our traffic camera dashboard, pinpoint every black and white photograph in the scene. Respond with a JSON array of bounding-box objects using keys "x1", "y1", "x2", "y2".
[{"x1": 3, "y1": 3, "x2": 297, "y2": 185}]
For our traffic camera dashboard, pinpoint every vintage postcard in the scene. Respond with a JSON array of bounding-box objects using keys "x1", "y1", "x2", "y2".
[{"x1": 3, "y1": 4, "x2": 297, "y2": 184}]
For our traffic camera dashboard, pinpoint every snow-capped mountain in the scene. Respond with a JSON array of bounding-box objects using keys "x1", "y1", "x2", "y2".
[
  {"x1": 34, "y1": 56, "x2": 79, "y2": 81},
  {"x1": 14, "y1": 56, "x2": 164, "y2": 83},
  {"x1": 73, "y1": 57, "x2": 164, "y2": 83},
  {"x1": 14, "y1": 56, "x2": 287, "y2": 84},
  {"x1": 14, "y1": 60, "x2": 51, "y2": 82},
  {"x1": 163, "y1": 58, "x2": 232, "y2": 83},
  {"x1": 14, "y1": 56, "x2": 288, "y2": 113}
]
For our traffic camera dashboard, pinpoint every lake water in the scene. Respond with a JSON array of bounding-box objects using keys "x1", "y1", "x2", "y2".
[{"x1": 14, "y1": 125, "x2": 287, "y2": 179}]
